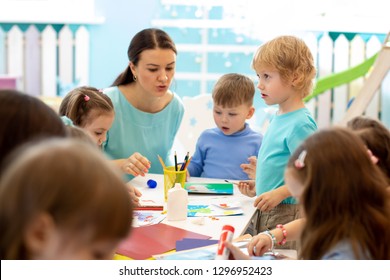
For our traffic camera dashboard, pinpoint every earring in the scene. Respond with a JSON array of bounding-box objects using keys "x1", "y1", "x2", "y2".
[{"x1": 133, "y1": 75, "x2": 137, "y2": 82}]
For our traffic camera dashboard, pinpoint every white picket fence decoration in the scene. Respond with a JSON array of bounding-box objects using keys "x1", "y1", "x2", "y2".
[
  {"x1": 0, "y1": 24, "x2": 89, "y2": 97},
  {"x1": 6, "y1": 25, "x2": 24, "y2": 90},
  {"x1": 365, "y1": 36, "x2": 382, "y2": 119},
  {"x1": 333, "y1": 34, "x2": 349, "y2": 124},
  {"x1": 41, "y1": 25, "x2": 57, "y2": 97},
  {"x1": 317, "y1": 33, "x2": 333, "y2": 128}
]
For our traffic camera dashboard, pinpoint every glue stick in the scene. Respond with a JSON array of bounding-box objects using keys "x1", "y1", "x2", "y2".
[{"x1": 215, "y1": 225, "x2": 235, "y2": 260}]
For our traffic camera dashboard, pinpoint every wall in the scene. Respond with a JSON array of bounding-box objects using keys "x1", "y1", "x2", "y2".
[{"x1": 90, "y1": 0, "x2": 160, "y2": 88}]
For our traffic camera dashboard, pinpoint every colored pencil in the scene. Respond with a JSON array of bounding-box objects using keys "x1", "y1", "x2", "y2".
[
  {"x1": 180, "y1": 152, "x2": 189, "y2": 171},
  {"x1": 157, "y1": 154, "x2": 166, "y2": 170},
  {"x1": 174, "y1": 151, "x2": 178, "y2": 171},
  {"x1": 224, "y1": 179, "x2": 239, "y2": 186},
  {"x1": 183, "y1": 156, "x2": 192, "y2": 170}
]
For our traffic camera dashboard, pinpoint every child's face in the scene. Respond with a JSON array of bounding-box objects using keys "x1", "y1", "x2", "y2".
[
  {"x1": 83, "y1": 111, "x2": 115, "y2": 147},
  {"x1": 130, "y1": 48, "x2": 176, "y2": 98},
  {"x1": 255, "y1": 67, "x2": 297, "y2": 109},
  {"x1": 284, "y1": 168, "x2": 304, "y2": 203},
  {"x1": 213, "y1": 103, "x2": 254, "y2": 135}
]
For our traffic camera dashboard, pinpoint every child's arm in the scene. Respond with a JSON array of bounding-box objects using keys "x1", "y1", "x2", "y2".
[
  {"x1": 224, "y1": 218, "x2": 305, "y2": 259},
  {"x1": 253, "y1": 185, "x2": 291, "y2": 211},
  {"x1": 247, "y1": 218, "x2": 305, "y2": 257},
  {"x1": 237, "y1": 180, "x2": 256, "y2": 197},
  {"x1": 125, "y1": 182, "x2": 142, "y2": 206},
  {"x1": 223, "y1": 241, "x2": 251, "y2": 260},
  {"x1": 240, "y1": 156, "x2": 257, "y2": 179}
]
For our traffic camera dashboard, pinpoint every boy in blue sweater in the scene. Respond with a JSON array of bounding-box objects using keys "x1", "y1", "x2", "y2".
[{"x1": 187, "y1": 73, "x2": 263, "y2": 180}]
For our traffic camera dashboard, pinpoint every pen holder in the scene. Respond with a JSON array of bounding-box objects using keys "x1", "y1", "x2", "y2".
[{"x1": 163, "y1": 166, "x2": 186, "y2": 201}]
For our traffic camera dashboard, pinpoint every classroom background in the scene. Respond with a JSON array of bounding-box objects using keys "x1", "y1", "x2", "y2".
[{"x1": 0, "y1": 0, "x2": 389, "y2": 154}]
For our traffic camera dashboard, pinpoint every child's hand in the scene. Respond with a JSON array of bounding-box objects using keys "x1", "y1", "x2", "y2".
[
  {"x1": 254, "y1": 186, "x2": 291, "y2": 212},
  {"x1": 223, "y1": 241, "x2": 251, "y2": 260},
  {"x1": 122, "y1": 152, "x2": 151, "y2": 176},
  {"x1": 238, "y1": 180, "x2": 256, "y2": 197},
  {"x1": 240, "y1": 156, "x2": 257, "y2": 179},
  {"x1": 126, "y1": 183, "x2": 142, "y2": 206},
  {"x1": 254, "y1": 189, "x2": 283, "y2": 212},
  {"x1": 247, "y1": 233, "x2": 273, "y2": 257}
]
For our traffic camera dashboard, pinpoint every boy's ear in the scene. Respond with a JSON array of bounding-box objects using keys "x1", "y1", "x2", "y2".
[
  {"x1": 246, "y1": 106, "x2": 255, "y2": 119},
  {"x1": 291, "y1": 73, "x2": 304, "y2": 87},
  {"x1": 24, "y1": 213, "x2": 55, "y2": 258}
]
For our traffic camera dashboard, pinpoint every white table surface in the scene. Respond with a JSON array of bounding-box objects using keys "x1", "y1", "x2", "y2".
[{"x1": 129, "y1": 174, "x2": 257, "y2": 240}]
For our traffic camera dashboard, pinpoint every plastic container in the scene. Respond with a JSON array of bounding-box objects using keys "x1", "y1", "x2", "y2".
[
  {"x1": 167, "y1": 183, "x2": 188, "y2": 221},
  {"x1": 163, "y1": 166, "x2": 187, "y2": 201},
  {"x1": 215, "y1": 225, "x2": 235, "y2": 260}
]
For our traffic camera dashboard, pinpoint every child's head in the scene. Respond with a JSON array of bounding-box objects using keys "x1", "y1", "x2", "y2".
[
  {"x1": 252, "y1": 36, "x2": 316, "y2": 99},
  {"x1": 212, "y1": 73, "x2": 255, "y2": 135},
  {"x1": 285, "y1": 128, "x2": 390, "y2": 259},
  {"x1": 66, "y1": 126, "x2": 96, "y2": 147},
  {"x1": 0, "y1": 139, "x2": 132, "y2": 259},
  {"x1": 0, "y1": 89, "x2": 67, "y2": 174},
  {"x1": 60, "y1": 86, "x2": 114, "y2": 147},
  {"x1": 347, "y1": 116, "x2": 390, "y2": 183}
]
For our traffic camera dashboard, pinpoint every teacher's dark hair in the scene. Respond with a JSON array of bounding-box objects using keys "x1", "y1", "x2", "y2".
[{"x1": 111, "y1": 28, "x2": 177, "y2": 86}]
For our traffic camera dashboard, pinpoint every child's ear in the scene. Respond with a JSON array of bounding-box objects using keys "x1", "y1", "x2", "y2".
[
  {"x1": 24, "y1": 213, "x2": 55, "y2": 258},
  {"x1": 246, "y1": 106, "x2": 255, "y2": 119},
  {"x1": 291, "y1": 73, "x2": 303, "y2": 88}
]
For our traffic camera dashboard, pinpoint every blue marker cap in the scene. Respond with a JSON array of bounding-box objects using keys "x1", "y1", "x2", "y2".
[{"x1": 147, "y1": 179, "x2": 157, "y2": 188}]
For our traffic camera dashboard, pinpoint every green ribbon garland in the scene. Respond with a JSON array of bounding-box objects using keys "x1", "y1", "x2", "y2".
[{"x1": 304, "y1": 52, "x2": 378, "y2": 102}]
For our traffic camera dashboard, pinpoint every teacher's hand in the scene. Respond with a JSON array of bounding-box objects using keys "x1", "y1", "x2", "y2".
[{"x1": 122, "y1": 152, "x2": 151, "y2": 176}]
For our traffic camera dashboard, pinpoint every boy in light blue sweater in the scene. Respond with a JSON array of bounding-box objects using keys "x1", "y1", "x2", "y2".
[
  {"x1": 238, "y1": 36, "x2": 317, "y2": 249},
  {"x1": 187, "y1": 73, "x2": 263, "y2": 180}
]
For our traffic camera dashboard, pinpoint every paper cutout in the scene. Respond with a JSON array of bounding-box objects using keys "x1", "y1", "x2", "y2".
[
  {"x1": 176, "y1": 238, "x2": 219, "y2": 251},
  {"x1": 116, "y1": 223, "x2": 211, "y2": 260},
  {"x1": 187, "y1": 204, "x2": 243, "y2": 217},
  {"x1": 134, "y1": 199, "x2": 164, "y2": 211},
  {"x1": 185, "y1": 182, "x2": 233, "y2": 195},
  {"x1": 133, "y1": 211, "x2": 166, "y2": 227}
]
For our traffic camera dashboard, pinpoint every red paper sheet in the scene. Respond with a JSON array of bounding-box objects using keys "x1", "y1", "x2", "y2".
[{"x1": 116, "y1": 223, "x2": 211, "y2": 260}]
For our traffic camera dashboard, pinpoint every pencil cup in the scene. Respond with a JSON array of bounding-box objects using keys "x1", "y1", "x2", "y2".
[{"x1": 163, "y1": 166, "x2": 186, "y2": 201}]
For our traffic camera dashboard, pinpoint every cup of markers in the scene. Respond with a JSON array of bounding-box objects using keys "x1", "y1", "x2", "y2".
[
  {"x1": 163, "y1": 166, "x2": 187, "y2": 201},
  {"x1": 159, "y1": 152, "x2": 192, "y2": 202}
]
